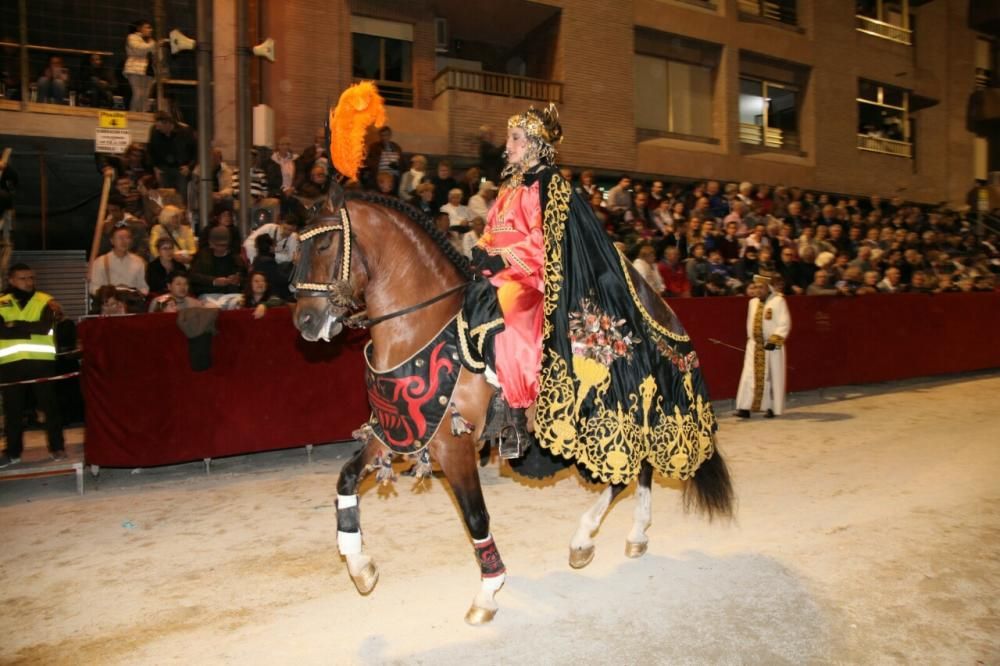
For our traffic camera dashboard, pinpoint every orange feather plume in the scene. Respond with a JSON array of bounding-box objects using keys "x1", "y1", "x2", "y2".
[{"x1": 329, "y1": 81, "x2": 387, "y2": 181}]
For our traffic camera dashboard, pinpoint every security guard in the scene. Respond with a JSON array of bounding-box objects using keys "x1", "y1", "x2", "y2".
[{"x1": 0, "y1": 263, "x2": 65, "y2": 467}]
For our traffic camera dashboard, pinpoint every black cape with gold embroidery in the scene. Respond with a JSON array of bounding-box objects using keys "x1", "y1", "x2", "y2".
[{"x1": 524, "y1": 166, "x2": 718, "y2": 485}]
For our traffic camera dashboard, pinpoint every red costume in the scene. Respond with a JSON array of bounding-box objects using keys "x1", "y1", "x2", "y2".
[{"x1": 477, "y1": 181, "x2": 544, "y2": 408}]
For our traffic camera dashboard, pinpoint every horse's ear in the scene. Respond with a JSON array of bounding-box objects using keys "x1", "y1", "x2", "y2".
[{"x1": 323, "y1": 178, "x2": 346, "y2": 213}]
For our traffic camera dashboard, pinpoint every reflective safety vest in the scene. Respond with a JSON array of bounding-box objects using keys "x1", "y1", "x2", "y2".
[{"x1": 0, "y1": 292, "x2": 56, "y2": 364}]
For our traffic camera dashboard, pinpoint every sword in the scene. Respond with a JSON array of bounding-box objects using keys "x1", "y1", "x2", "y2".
[{"x1": 708, "y1": 338, "x2": 745, "y2": 353}]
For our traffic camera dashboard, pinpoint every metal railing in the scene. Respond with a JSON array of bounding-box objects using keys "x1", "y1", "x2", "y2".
[
  {"x1": 739, "y1": 123, "x2": 799, "y2": 150},
  {"x1": 738, "y1": 0, "x2": 798, "y2": 26},
  {"x1": 433, "y1": 68, "x2": 564, "y2": 103},
  {"x1": 975, "y1": 68, "x2": 993, "y2": 91},
  {"x1": 353, "y1": 79, "x2": 413, "y2": 108},
  {"x1": 855, "y1": 15, "x2": 912, "y2": 45},
  {"x1": 857, "y1": 134, "x2": 912, "y2": 157}
]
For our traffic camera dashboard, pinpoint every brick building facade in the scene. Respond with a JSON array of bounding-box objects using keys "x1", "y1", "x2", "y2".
[{"x1": 220, "y1": 0, "x2": 992, "y2": 205}]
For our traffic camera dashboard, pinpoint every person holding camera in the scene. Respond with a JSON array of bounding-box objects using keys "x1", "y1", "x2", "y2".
[
  {"x1": 364, "y1": 126, "x2": 402, "y2": 191},
  {"x1": 735, "y1": 273, "x2": 792, "y2": 419}
]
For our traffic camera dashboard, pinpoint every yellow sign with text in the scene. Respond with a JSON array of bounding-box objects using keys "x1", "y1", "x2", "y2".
[{"x1": 99, "y1": 111, "x2": 128, "y2": 129}]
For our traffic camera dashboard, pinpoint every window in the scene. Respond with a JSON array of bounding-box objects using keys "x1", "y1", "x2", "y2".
[
  {"x1": 633, "y1": 30, "x2": 720, "y2": 141},
  {"x1": 857, "y1": 80, "x2": 912, "y2": 157},
  {"x1": 635, "y1": 56, "x2": 714, "y2": 139},
  {"x1": 856, "y1": 0, "x2": 911, "y2": 45},
  {"x1": 738, "y1": 0, "x2": 797, "y2": 27},
  {"x1": 738, "y1": 78, "x2": 799, "y2": 151},
  {"x1": 351, "y1": 17, "x2": 414, "y2": 107}
]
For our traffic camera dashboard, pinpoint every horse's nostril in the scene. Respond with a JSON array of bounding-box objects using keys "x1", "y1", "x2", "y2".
[{"x1": 297, "y1": 311, "x2": 313, "y2": 328}]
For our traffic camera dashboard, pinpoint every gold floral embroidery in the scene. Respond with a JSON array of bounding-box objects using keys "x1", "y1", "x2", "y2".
[
  {"x1": 541, "y1": 175, "x2": 570, "y2": 317},
  {"x1": 752, "y1": 299, "x2": 766, "y2": 411},
  {"x1": 616, "y1": 252, "x2": 690, "y2": 342}
]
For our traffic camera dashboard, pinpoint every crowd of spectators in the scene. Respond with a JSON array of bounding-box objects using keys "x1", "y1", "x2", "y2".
[{"x1": 35, "y1": 115, "x2": 1000, "y2": 319}]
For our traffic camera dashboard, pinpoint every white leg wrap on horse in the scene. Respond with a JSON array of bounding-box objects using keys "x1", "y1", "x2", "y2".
[
  {"x1": 337, "y1": 494, "x2": 359, "y2": 509},
  {"x1": 481, "y1": 572, "x2": 506, "y2": 594},
  {"x1": 628, "y1": 485, "x2": 652, "y2": 544},
  {"x1": 571, "y1": 487, "x2": 614, "y2": 549},
  {"x1": 338, "y1": 530, "x2": 362, "y2": 555}
]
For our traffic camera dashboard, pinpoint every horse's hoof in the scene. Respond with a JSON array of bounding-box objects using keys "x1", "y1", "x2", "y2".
[
  {"x1": 464, "y1": 605, "x2": 497, "y2": 625},
  {"x1": 350, "y1": 561, "x2": 379, "y2": 595},
  {"x1": 625, "y1": 540, "x2": 648, "y2": 558},
  {"x1": 569, "y1": 545, "x2": 595, "y2": 569}
]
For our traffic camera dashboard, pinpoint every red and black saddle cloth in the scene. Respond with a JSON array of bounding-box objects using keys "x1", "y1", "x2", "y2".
[{"x1": 365, "y1": 317, "x2": 463, "y2": 454}]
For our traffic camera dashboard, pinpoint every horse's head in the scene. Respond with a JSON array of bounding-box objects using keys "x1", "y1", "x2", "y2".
[{"x1": 292, "y1": 202, "x2": 365, "y2": 342}]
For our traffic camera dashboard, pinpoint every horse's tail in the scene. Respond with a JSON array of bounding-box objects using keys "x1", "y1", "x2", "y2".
[{"x1": 683, "y1": 446, "x2": 734, "y2": 521}]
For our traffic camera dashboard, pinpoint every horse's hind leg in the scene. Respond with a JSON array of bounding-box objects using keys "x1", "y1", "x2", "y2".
[
  {"x1": 430, "y1": 435, "x2": 506, "y2": 626},
  {"x1": 569, "y1": 482, "x2": 629, "y2": 569},
  {"x1": 336, "y1": 438, "x2": 382, "y2": 595},
  {"x1": 625, "y1": 461, "x2": 654, "y2": 558}
]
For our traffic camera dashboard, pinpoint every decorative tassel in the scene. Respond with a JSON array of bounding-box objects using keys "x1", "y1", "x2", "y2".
[
  {"x1": 450, "y1": 407, "x2": 474, "y2": 436},
  {"x1": 411, "y1": 448, "x2": 433, "y2": 488},
  {"x1": 373, "y1": 451, "x2": 396, "y2": 486},
  {"x1": 352, "y1": 422, "x2": 374, "y2": 445}
]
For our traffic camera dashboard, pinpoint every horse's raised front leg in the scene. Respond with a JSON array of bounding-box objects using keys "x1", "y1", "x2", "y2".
[
  {"x1": 336, "y1": 438, "x2": 382, "y2": 595},
  {"x1": 569, "y1": 482, "x2": 629, "y2": 569},
  {"x1": 626, "y1": 461, "x2": 654, "y2": 558},
  {"x1": 430, "y1": 433, "x2": 506, "y2": 626}
]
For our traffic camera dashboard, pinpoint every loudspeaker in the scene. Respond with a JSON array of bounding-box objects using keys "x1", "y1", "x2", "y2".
[
  {"x1": 169, "y1": 29, "x2": 195, "y2": 55},
  {"x1": 252, "y1": 37, "x2": 275, "y2": 62}
]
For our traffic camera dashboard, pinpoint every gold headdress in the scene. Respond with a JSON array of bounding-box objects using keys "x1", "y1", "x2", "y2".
[{"x1": 507, "y1": 103, "x2": 563, "y2": 146}]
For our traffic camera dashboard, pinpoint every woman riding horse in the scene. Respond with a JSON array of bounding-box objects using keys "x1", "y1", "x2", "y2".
[{"x1": 292, "y1": 82, "x2": 732, "y2": 626}]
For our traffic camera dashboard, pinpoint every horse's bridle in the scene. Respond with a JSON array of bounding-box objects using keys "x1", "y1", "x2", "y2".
[{"x1": 294, "y1": 205, "x2": 468, "y2": 330}]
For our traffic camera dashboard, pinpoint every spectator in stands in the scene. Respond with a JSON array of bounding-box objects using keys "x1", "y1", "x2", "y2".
[
  {"x1": 399, "y1": 155, "x2": 427, "y2": 201},
  {"x1": 148, "y1": 112, "x2": 197, "y2": 203},
  {"x1": 856, "y1": 270, "x2": 881, "y2": 295},
  {"x1": 478, "y1": 125, "x2": 505, "y2": 183},
  {"x1": 124, "y1": 20, "x2": 156, "y2": 112},
  {"x1": 146, "y1": 236, "x2": 187, "y2": 294},
  {"x1": 686, "y1": 243, "x2": 710, "y2": 297},
  {"x1": 434, "y1": 211, "x2": 462, "y2": 254},
  {"x1": 589, "y1": 191, "x2": 611, "y2": 230},
  {"x1": 411, "y1": 181, "x2": 436, "y2": 217},
  {"x1": 878, "y1": 266, "x2": 904, "y2": 293},
  {"x1": 838, "y1": 266, "x2": 864, "y2": 295},
  {"x1": 657, "y1": 246, "x2": 690, "y2": 298},
  {"x1": 94, "y1": 285, "x2": 127, "y2": 315},
  {"x1": 149, "y1": 272, "x2": 202, "y2": 312},
  {"x1": 90, "y1": 226, "x2": 149, "y2": 296},
  {"x1": 365, "y1": 126, "x2": 402, "y2": 190},
  {"x1": 606, "y1": 175, "x2": 632, "y2": 214},
  {"x1": 718, "y1": 220, "x2": 741, "y2": 265},
  {"x1": 271, "y1": 136, "x2": 298, "y2": 196},
  {"x1": 188, "y1": 226, "x2": 247, "y2": 302},
  {"x1": 430, "y1": 160, "x2": 459, "y2": 211},
  {"x1": 441, "y1": 188, "x2": 477, "y2": 231},
  {"x1": 114, "y1": 175, "x2": 144, "y2": 218},
  {"x1": 100, "y1": 195, "x2": 149, "y2": 259},
  {"x1": 648, "y1": 180, "x2": 666, "y2": 207},
  {"x1": 734, "y1": 246, "x2": 760, "y2": 285},
  {"x1": 311, "y1": 127, "x2": 329, "y2": 166},
  {"x1": 461, "y1": 217, "x2": 485, "y2": 259},
  {"x1": 578, "y1": 170, "x2": 597, "y2": 197},
  {"x1": 375, "y1": 171, "x2": 397, "y2": 197},
  {"x1": 36, "y1": 55, "x2": 70, "y2": 104},
  {"x1": 705, "y1": 180, "x2": 728, "y2": 219},
  {"x1": 0, "y1": 153, "x2": 17, "y2": 220},
  {"x1": 468, "y1": 180, "x2": 498, "y2": 222},
  {"x1": 459, "y1": 166, "x2": 482, "y2": 204},
  {"x1": 243, "y1": 214, "x2": 299, "y2": 298},
  {"x1": 292, "y1": 146, "x2": 319, "y2": 193},
  {"x1": 0, "y1": 263, "x2": 67, "y2": 467},
  {"x1": 296, "y1": 162, "x2": 330, "y2": 206},
  {"x1": 80, "y1": 53, "x2": 116, "y2": 108},
  {"x1": 240, "y1": 271, "x2": 285, "y2": 319},
  {"x1": 632, "y1": 243, "x2": 664, "y2": 294},
  {"x1": 149, "y1": 204, "x2": 196, "y2": 264}
]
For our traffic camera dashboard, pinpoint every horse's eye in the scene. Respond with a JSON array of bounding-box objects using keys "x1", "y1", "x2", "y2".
[{"x1": 316, "y1": 234, "x2": 334, "y2": 251}]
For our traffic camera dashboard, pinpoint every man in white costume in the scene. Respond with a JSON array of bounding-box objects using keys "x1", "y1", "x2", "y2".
[{"x1": 735, "y1": 274, "x2": 791, "y2": 418}]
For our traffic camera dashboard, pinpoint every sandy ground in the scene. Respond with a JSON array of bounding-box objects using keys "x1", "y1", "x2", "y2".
[{"x1": 1, "y1": 373, "x2": 998, "y2": 665}]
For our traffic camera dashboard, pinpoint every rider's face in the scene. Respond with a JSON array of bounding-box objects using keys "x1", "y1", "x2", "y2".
[{"x1": 506, "y1": 128, "x2": 529, "y2": 166}]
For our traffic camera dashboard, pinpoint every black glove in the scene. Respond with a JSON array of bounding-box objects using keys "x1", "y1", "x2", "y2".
[
  {"x1": 471, "y1": 248, "x2": 506, "y2": 275},
  {"x1": 764, "y1": 343, "x2": 777, "y2": 351}
]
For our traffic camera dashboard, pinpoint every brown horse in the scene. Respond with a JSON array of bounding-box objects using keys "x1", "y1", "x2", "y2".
[{"x1": 292, "y1": 190, "x2": 732, "y2": 625}]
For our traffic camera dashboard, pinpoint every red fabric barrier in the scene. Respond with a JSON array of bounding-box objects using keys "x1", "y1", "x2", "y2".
[
  {"x1": 79, "y1": 293, "x2": 1000, "y2": 468},
  {"x1": 78, "y1": 307, "x2": 370, "y2": 467},
  {"x1": 670, "y1": 291, "x2": 1000, "y2": 399}
]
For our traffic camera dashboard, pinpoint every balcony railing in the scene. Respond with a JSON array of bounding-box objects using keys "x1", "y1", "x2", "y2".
[
  {"x1": 739, "y1": 123, "x2": 799, "y2": 151},
  {"x1": 354, "y1": 79, "x2": 413, "y2": 108},
  {"x1": 433, "y1": 68, "x2": 563, "y2": 103},
  {"x1": 855, "y1": 15, "x2": 912, "y2": 45},
  {"x1": 738, "y1": 0, "x2": 797, "y2": 26},
  {"x1": 857, "y1": 134, "x2": 912, "y2": 157},
  {"x1": 975, "y1": 67, "x2": 993, "y2": 91}
]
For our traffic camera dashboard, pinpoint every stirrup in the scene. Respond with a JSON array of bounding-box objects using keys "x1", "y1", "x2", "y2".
[{"x1": 498, "y1": 425, "x2": 527, "y2": 459}]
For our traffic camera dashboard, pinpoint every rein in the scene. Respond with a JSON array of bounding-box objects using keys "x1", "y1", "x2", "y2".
[{"x1": 295, "y1": 205, "x2": 470, "y2": 330}]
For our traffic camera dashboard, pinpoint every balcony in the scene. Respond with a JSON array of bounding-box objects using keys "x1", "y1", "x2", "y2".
[
  {"x1": 739, "y1": 123, "x2": 800, "y2": 151},
  {"x1": 857, "y1": 134, "x2": 912, "y2": 158},
  {"x1": 855, "y1": 15, "x2": 912, "y2": 45},
  {"x1": 352, "y1": 79, "x2": 414, "y2": 108},
  {"x1": 433, "y1": 68, "x2": 563, "y2": 104},
  {"x1": 738, "y1": 0, "x2": 798, "y2": 27}
]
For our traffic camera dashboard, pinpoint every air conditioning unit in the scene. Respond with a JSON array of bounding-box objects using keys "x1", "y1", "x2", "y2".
[{"x1": 434, "y1": 18, "x2": 448, "y2": 53}]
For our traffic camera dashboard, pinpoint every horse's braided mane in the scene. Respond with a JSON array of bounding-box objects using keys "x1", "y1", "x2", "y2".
[{"x1": 344, "y1": 190, "x2": 476, "y2": 281}]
